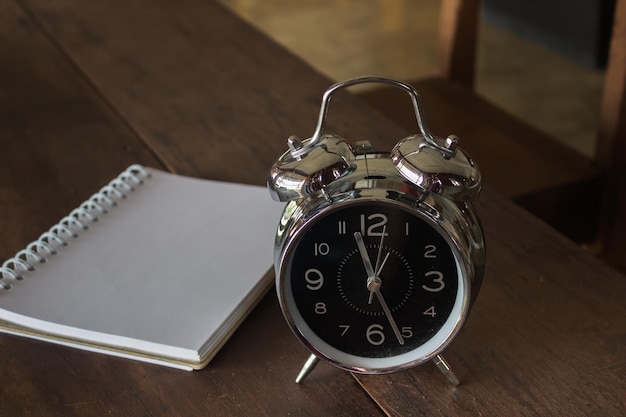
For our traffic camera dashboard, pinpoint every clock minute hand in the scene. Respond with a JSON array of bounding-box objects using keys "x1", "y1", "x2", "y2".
[
  {"x1": 356, "y1": 232, "x2": 404, "y2": 345},
  {"x1": 373, "y1": 287, "x2": 405, "y2": 345},
  {"x1": 367, "y1": 276, "x2": 404, "y2": 345}
]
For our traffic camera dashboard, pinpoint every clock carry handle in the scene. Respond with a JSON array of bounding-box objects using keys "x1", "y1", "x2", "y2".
[
  {"x1": 288, "y1": 75, "x2": 456, "y2": 159},
  {"x1": 269, "y1": 76, "x2": 480, "y2": 202}
]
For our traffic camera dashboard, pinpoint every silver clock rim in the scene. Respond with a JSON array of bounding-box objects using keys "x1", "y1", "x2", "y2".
[{"x1": 276, "y1": 196, "x2": 474, "y2": 374}]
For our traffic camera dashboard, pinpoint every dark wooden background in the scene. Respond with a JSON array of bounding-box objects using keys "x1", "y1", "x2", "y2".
[{"x1": 1, "y1": 0, "x2": 624, "y2": 416}]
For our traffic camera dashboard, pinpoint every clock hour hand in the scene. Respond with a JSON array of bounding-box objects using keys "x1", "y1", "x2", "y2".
[
  {"x1": 354, "y1": 231, "x2": 380, "y2": 305},
  {"x1": 354, "y1": 231, "x2": 375, "y2": 278},
  {"x1": 354, "y1": 232, "x2": 375, "y2": 278},
  {"x1": 354, "y1": 229, "x2": 389, "y2": 304},
  {"x1": 370, "y1": 226, "x2": 388, "y2": 304},
  {"x1": 355, "y1": 231, "x2": 403, "y2": 344}
]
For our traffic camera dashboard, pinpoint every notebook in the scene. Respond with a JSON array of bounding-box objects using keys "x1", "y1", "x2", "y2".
[{"x1": 0, "y1": 165, "x2": 281, "y2": 370}]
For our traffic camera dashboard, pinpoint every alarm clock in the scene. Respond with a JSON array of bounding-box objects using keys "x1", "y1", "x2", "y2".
[{"x1": 267, "y1": 76, "x2": 485, "y2": 384}]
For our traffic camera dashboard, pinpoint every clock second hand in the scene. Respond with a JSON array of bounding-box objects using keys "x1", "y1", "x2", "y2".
[
  {"x1": 370, "y1": 251, "x2": 390, "y2": 304},
  {"x1": 370, "y1": 226, "x2": 388, "y2": 305},
  {"x1": 354, "y1": 231, "x2": 404, "y2": 345},
  {"x1": 373, "y1": 226, "x2": 387, "y2": 275}
]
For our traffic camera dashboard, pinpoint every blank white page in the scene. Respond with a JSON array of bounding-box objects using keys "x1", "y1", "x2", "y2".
[{"x1": 0, "y1": 167, "x2": 281, "y2": 365}]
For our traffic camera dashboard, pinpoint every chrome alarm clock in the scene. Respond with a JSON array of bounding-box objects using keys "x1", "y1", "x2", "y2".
[{"x1": 267, "y1": 76, "x2": 485, "y2": 384}]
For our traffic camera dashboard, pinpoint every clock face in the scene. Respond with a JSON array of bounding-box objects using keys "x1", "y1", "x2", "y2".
[{"x1": 280, "y1": 200, "x2": 467, "y2": 371}]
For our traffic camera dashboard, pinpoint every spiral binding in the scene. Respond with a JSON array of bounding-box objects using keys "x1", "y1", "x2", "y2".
[{"x1": 0, "y1": 164, "x2": 151, "y2": 290}]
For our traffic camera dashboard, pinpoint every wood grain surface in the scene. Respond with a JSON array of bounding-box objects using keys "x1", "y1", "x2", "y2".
[{"x1": 1, "y1": 0, "x2": 624, "y2": 416}]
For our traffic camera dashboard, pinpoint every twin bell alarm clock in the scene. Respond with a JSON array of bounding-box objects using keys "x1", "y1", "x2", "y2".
[{"x1": 267, "y1": 76, "x2": 485, "y2": 384}]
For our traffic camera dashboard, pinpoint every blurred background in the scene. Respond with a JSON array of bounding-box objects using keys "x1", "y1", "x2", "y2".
[{"x1": 219, "y1": 0, "x2": 606, "y2": 157}]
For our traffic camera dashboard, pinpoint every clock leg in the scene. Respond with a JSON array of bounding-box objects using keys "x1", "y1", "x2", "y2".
[
  {"x1": 432, "y1": 354, "x2": 460, "y2": 386},
  {"x1": 295, "y1": 354, "x2": 320, "y2": 384}
]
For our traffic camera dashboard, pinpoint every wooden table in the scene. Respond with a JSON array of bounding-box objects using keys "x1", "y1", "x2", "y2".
[{"x1": 1, "y1": 1, "x2": 624, "y2": 415}]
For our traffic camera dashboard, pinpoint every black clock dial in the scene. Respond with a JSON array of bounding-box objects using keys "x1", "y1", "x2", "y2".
[{"x1": 287, "y1": 201, "x2": 459, "y2": 359}]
